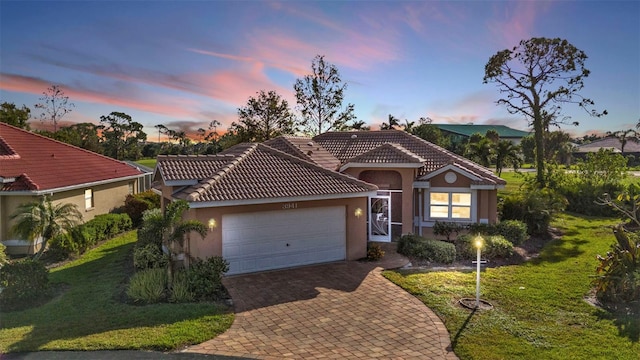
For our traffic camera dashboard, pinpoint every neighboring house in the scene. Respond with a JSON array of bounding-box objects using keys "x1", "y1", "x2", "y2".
[
  {"x1": 574, "y1": 137, "x2": 640, "y2": 155},
  {"x1": 0, "y1": 123, "x2": 151, "y2": 255},
  {"x1": 155, "y1": 130, "x2": 505, "y2": 275},
  {"x1": 433, "y1": 124, "x2": 531, "y2": 144}
]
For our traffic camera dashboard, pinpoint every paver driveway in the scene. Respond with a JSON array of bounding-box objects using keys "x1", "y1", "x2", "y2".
[{"x1": 184, "y1": 259, "x2": 457, "y2": 360}]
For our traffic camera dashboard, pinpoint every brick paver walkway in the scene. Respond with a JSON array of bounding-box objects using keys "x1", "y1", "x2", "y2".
[{"x1": 184, "y1": 249, "x2": 457, "y2": 359}]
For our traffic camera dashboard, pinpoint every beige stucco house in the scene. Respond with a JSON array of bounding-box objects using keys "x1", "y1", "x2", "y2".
[
  {"x1": 155, "y1": 130, "x2": 505, "y2": 275},
  {"x1": 0, "y1": 123, "x2": 151, "y2": 255}
]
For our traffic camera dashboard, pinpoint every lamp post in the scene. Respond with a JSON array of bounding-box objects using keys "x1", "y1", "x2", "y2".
[{"x1": 474, "y1": 236, "x2": 483, "y2": 309}]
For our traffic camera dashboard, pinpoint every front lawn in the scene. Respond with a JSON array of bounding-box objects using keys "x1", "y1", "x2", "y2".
[
  {"x1": 384, "y1": 213, "x2": 640, "y2": 359},
  {"x1": 0, "y1": 231, "x2": 234, "y2": 353}
]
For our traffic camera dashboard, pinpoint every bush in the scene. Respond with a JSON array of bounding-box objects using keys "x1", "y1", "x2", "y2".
[
  {"x1": 169, "y1": 269, "x2": 194, "y2": 303},
  {"x1": 120, "y1": 191, "x2": 161, "y2": 227},
  {"x1": 593, "y1": 227, "x2": 640, "y2": 304},
  {"x1": 433, "y1": 221, "x2": 465, "y2": 241},
  {"x1": 133, "y1": 243, "x2": 169, "y2": 270},
  {"x1": 187, "y1": 257, "x2": 229, "y2": 300},
  {"x1": 468, "y1": 223, "x2": 497, "y2": 236},
  {"x1": 0, "y1": 259, "x2": 51, "y2": 312},
  {"x1": 496, "y1": 220, "x2": 528, "y2": 245},
  {"x1": 136, "y1": 208, "x2": 163, "y2": 248},
  {"x1": 126, "y1": 267, "x2": 167, "y2": 304},
  {"x1": 0, "y1": 243, "x2": 8, "y2": 267},
  {"x1": 456, "y1": 234, "x2": 514, "y2": 261},
  {"x1": 500, "y1": 187, "x2": 567, "y2": 236},
  {"x1": 366, "y1": 243, "x2": 385, "y2": 261},
  {"x1": 397, "y1": 234, "x2": 456, "y2": 264}
]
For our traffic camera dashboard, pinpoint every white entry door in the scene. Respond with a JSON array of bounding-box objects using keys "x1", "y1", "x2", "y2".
[
  {"x1": 369, "y1": 196, "x2": 391, "y2": 242},
  {"x1": 222, "y1": 206, "x2": 346, "y2": 275}
]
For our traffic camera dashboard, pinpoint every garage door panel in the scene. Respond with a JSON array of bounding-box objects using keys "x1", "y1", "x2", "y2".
[{"x1": 222, "y1": 206, "x2": 346, "y2": 275}]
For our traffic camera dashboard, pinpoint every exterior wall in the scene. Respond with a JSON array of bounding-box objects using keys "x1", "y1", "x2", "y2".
[
  {"x1": 343, "y1": 167, "x2": 417, "y2": 236},
  {"x1": 184, "y1": 197, "x2": 369, "y2": 263},
  {"x1": 0, "y1": 178, "x2": 138, "y2": 255}
]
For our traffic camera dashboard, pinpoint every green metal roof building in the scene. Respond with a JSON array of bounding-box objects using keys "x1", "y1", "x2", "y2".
[{"x1": 433, "y1": 124, "x2": 531, "y2": 144}]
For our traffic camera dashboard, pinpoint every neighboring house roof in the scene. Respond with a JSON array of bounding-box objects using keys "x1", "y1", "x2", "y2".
[
  {"x1": 432, "y1": 124, "x2": 531, "y2": 138},
  {"x1": 264, "y1": 136, "x2": 341, "y2": 170},
  {"x1": 574, "y1": 137, "x2": 640, "y2": 153},
  {"x1": 0, "y1": 123, "x2": 146, "y2": 192},
  {"x1": 313, "y1": 130, "x2": 505, "y2": 186},
  {"x1": 156, "y1": 143, "x2": 378, "y2": 207},
  {"x1": 343, "y1": 143, "x2": 425, "y2": 167}
]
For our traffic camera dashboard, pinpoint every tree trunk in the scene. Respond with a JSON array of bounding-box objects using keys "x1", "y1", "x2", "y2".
[{"x1": 533, "y1": 112, "x2": 546, "y2": 188}]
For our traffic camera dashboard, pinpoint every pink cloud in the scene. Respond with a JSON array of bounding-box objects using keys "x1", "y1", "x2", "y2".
[
  {"x1": 487, "y1": 2, "x2": 552, "y2": 48},
  {"x1": 0, "y1": 73, "x2": 199, "y2": 119}
]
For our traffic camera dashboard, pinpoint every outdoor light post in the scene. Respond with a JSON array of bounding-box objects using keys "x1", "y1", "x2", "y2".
[{"x1": 474, "y1": 236, "x2": 483, "y2": 309}]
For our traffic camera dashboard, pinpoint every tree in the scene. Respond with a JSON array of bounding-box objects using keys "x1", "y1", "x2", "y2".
[
  {"x1": 100, "y1": 112, "x2": 146, "y2": 160},
  {"x1": 484, "y1": 37, "x2": 606, "y2": 187},
  {"x1": 10, "y1": 197, "x2": 82, "y2": 260},
  {"x1": 380, "y1": 114, "x2": 401, "y2": 130},
  {"x1": 485, "y1": 129, "x2": 500, "y2": 143},
  {"x1": 0, "y1": 102, "x2": 31, "y2": 129},
  {"x1": 411, "y1": 123, "x2": 450, "y2": 149},
  {"x1": 294, "y1": 55, "x2": 356, "y2": 135},
  {"x1": 520, "y1": 135, "x2": 536, "y2": 163},
  {"x1": 465, "y1": 136, "x2": 494, "y2": 167},
  {"x1": 39, "y1": 123, "x2": 102, "y2": 153},
  {"x1": 34, "y1": 85, "x2": 74, "y2": 133},
  {"x1": 494, "y1": 140, "x2": 521, "y2": 176},
  {"x1": 545, "y1": 130, "x2": 573, "y2": 164},
  {"x1": 235, "y1": 90, "x2": 296, "y2": 142},
  {"x1": 140, "y1": 200, "x2": 207, "y2": 287},
  {"x1": 607, "y1": 129, "x2": 638, "y2": 154},
  {"x1": 338, "y1": 119, "x2": 370, "y2": 131}
]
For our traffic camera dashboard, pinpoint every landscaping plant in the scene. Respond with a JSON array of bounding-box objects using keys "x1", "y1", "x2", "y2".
[{"x1": 0, "y1": 259, "x2": 51, "y2": 312}]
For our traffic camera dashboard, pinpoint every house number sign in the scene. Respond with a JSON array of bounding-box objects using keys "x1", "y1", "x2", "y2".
[{"x1": 282, "y1": 202, "x2": 298, "y2": 210}]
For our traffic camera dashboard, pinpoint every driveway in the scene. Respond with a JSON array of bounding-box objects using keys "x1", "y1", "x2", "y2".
[{"x1": 184, "y1": 256, "x2": 457, "y2": 359}]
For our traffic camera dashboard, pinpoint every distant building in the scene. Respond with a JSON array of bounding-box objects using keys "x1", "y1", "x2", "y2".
[
  {"x1": 0, "y1": 123, "x2": 152, "y2": 255},
  {"x1": 433, "y1": 124, "x2": 531, "y2": 145},
  {"x1": 574, "y1": 137, "x2": 640, "y2": 166}
]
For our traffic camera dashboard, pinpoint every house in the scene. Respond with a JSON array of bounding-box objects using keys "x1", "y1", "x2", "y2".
[
  {"x1": 433, "y1": 124, "x2": 531, "y2": 145},
  {"x1": 155, "y1": 130, "x2": 505, "y2": 275},
  {"x1": 0, "y1": 123, "x2": 151, "y2": 255}
]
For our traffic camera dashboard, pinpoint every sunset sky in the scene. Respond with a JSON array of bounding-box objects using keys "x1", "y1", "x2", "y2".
[{"x1": 1, "y1": 1, "x2": 638, "y2": 140}]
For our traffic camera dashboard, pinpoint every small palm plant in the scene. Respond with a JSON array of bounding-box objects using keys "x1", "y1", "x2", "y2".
[
  {"x1": 10, "y1": 196, "x2": 82, "y2": 260},
  {"x1": 593, "y1": 225, "x2": 640, "y2": 305}
]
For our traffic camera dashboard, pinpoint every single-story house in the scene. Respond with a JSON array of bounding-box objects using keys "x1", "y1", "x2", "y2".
[
  {"x1": 0, "y1": 123, "x2": 151, "y2": 255},
  {"x1": 433, "y1": 124, "x2": 531, "y2": 145},
  {"x1": 155, "y1": 130, "x2": 505, "y2": 275}
]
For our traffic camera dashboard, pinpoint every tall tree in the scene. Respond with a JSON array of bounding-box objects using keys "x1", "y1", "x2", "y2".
[
  {"x1": 294, "y1": 55, "x2": 356, "y2": 135},
  {"x1": 42, "y1": 123, "x2": 102, "y2": 153},
  {"x1": 338, "y1": 119, "x2": 370, "y2": 131},
  {"x1": 465, "y1": 136, "x2": 494, "y2": 167},
  {"x1": 10, "y1": 197, "x2": 82, "y2": 260},
  {"x1": 484, "y1": 37, "x2": 606, "y2": 187},
  {"x1": 100, "y1": 112, "x2": 146, "y2": 160},
  {"x1": 34, "y1": 85, "x2": 74, "y2": 133},
  {"x1": 380, "y1": 114, "x2": 401, "y2": 130},
  {"x1": 0, "y1": 102, "x2": 31, "y2": 129},
  {"x1": 411, "y1": 123, "x2": 450, "y2": 149},
  {"x1": 235, "y1": 90, "x2": 295, "y2": 142}
]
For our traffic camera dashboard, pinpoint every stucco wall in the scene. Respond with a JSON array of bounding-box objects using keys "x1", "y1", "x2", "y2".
[
  {"x1": 1, "y1": 178, "x2": 137, "y2": 254},
  {"x1": 184, "y1": 197, "x2": 369, "y2": 263}
]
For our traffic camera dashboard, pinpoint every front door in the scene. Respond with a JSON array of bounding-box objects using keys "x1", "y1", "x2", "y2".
[{"x1": 369, "y1": 195, "x2": 391, "y2": 242}]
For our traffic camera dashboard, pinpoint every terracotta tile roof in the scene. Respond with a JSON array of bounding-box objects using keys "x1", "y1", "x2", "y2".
[
  {"x1": 155, "y1": 155, "x2": 236, "y2": 183},
  {"x1": 157, "y1": 143, "x2": 377, "y2": 204},
  {"x1": 346, "y1": 143, "x2": 425, "y2": 165},
  {"x1": 264, "y1": 136, "x2": 341, "y2": 170},
  {"x1": 0, "y1": 123, "x2": 145, "y2": 192},
  {"x1": 314, "y1": 130, "x2": 505, "y2": 186}
]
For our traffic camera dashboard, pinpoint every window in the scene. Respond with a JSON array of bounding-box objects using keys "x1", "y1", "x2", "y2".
[
  {"x1": 428, "y1": 191, "x2": 471, "y2": 220},
  {"x1": 84, "y1": 189, "x2": 94, "y2": 210}
]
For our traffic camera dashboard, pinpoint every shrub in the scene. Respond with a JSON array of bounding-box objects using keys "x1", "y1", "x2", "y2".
[
  {"x1": 366, "y1": 243, "x2": 385, "y2": 261},
  {"x1": 136, "y1": 208, "x2": 163, "y2": 248},
  {"x1": 433, "y1": 221, "x2": 465, "y2": 241},
  {"x1": 496, "y1": 220, "x2": 528, "y2": 245},
  {"x1": 169, "y1": 269, "x2": 194, "y2": 303},
  {"x1": 397, "y1": 234, "x2": 456, "y2": 264},
  {"x1": 126, "y1": 267, "x2": 167, "y2": 304},
  {"x1": 133, "y1": 243, "x2": 169, "y2": 270},
  {"x1": 468, "y1": 223, "x2": 497, "y2": 236},
  {"x1": 593, "y1": 226, "x2": 640, "y2": 304},
  {"x1": 0, "y1": 243, "x2": 8, "y2": 267},
  {"x1": 456, "y1": 234, "x2": 514, "y2": 261},
  {"x1": 500, "y1": 187, "x2": 567, "y2": 236},
  {"x1": 0, "y1": 259, "x2": 51, "y2": 312},
  {"x1": 120, "y1": 191, "x2": 161, "y2": 227},
  {"x1": 187, "y1": 257, "x2": 229, "y2": 300}
]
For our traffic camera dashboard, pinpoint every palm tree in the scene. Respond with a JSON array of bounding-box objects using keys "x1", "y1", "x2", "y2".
[
  {"x1": 465, "y1": 137, "x2": 494, "y2": 167},
  {"x1": 380, "y1": 114, "x2": 400, "y2": 130},
  {"x1": 142, "y1": 200, "x2": 208, "y2": 287},
  {"x1": 494, "y1": 140, "x2": 522, "y2": 176},
  {"x1": 10, "y1": 196, "x2": 82, "y2": 260}
]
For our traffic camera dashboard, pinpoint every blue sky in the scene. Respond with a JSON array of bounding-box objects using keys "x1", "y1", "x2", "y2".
[{"x1": 1, "y1": 1, "x2": 638, "y2": 140}]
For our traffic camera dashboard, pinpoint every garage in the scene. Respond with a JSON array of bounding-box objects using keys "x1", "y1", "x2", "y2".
[{"x1": 222, "y1": 206, "x2": 346, "y2": 275}]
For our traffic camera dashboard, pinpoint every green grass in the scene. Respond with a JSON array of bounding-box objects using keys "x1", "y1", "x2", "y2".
[
  {"x1": 135, "y1": 158, "x2": 157, "y2": 169},
  {"x1": 0, "y1": 231, "x2": 234, "y2": 353},
  {"x1": 384, "y1": 213, "x2": 640, "y2": 359}
]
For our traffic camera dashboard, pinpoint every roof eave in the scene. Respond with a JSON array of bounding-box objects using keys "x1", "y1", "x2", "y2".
[
  {"x1": 340, "y1": 162, "x2": 423, "y2": 172},
  {"x1": 0, "y1": 173, "x2": 146, "y2": 196},
  {"x1": 186, "y1": 190, "x2": 379, "y2": 208}
]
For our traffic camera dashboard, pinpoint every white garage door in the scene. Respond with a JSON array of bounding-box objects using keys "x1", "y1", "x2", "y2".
[{"x1": 222, "y1": 206, "x2": 346, "y2": 275}]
